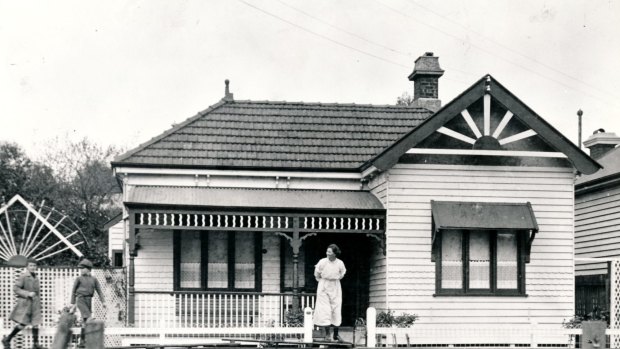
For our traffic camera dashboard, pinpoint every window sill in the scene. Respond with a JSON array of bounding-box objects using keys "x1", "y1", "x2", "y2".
[{"x1": 433, "y1": 292, "x2": 528, "y2": 297}]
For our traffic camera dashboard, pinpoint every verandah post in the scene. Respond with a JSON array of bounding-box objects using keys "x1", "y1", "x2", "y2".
[
  {"x1": 292, "y1": 217, "x2": 301, "y2": 312},
  {"x1": 127, "y1": 212, "x2": 137, "y2": 326}
]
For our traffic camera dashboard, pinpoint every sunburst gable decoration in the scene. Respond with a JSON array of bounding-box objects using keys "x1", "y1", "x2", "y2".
[
  {"x1": 408, "y1": 76, "x2": 566, "y2": 159},
  {"x1": 0, "y1": 194, "x2": 85, "y2": 266}
]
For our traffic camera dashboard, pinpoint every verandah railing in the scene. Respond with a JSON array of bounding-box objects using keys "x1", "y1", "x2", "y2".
[{"x1": 134, "y1": 291, "x2": 316, "y2": 328}]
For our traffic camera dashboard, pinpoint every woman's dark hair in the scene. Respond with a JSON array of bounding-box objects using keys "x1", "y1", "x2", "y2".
[{"x1": 327, "y1": 244, "x2": 341, "y2": 256}]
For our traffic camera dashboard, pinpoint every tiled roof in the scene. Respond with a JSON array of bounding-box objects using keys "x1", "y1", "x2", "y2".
[
  {"x1": 113, "y1": 100, "x2": 432, "y2": 170},
  {"x1": 575, "y1": 146, "x2": 620, "y2": 186}
]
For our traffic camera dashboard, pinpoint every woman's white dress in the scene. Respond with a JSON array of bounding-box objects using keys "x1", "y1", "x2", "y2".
[{"x1": 312, "y1": 257, "x2": 346, "y2": 326}]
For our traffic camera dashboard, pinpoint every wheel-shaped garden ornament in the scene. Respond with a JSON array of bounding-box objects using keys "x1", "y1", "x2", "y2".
[{"x1": 0, "y1": 194, "x2": 85, "y2": 266}]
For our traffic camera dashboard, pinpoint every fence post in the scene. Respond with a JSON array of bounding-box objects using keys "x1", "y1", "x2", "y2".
[
  {"x1": 303, "y1": 307, "x2": 313, "y2": 343},
  {"x1": 367, "y1": 307, "x2": 376, "y2": 348}
]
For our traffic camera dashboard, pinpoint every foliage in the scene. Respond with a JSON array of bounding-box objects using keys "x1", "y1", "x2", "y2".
[
  {"x1": 562, "y1": 307, "x2": 610, "y2": 329},
  {"x1": 396, "y1": 92, "x2": 415, "y2": 106},
  {"x1": 284, "y1": 308, "x2": 305, "y2": 327},
  {"x1": 0, "y1": 142, "x2": 57, "y2": 203},
  {"x1": 376, "y1": 309, "x2": 418, "y2": 328},
  {"x1": 0, "y1": 138, "x2": 123, "y2": 267}
]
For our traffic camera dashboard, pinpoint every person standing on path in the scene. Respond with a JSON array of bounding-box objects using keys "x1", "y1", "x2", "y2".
[
  {"x1": 312, "y1": 244, "x2": 346, "y2": 342},
  {"x1": 70, "y1": 259, "x2": 106, "y2": 348},
  {"x1": 2, "y1": 258, "x2": 43, "y2": 349}
]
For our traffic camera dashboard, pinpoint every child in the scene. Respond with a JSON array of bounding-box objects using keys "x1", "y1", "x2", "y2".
[
  {"x1": 2, "y1": 258, "x2": 42, "y2": 349},
  {"x1": 70, "y1": 259, "x2": 106, "y2": 348}
]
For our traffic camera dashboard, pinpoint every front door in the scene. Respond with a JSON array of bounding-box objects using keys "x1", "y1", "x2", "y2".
[{"x1": 304, "y1": 234, "x2": 371, "y2": 326}]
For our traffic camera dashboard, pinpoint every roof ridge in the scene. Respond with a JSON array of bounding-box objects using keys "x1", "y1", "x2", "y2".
[{"x1": 228, "y1": 99, "x2": 429, "y2": 109}]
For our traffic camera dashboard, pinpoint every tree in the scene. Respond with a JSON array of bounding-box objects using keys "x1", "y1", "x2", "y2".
[
  {"x1": 38, "y1": 137, "x2": 123, "y2": 266},
  {"x1": 1, "y1": 139, "x2": 122, "y2": 267},
  {"x1": 0, "y1": 142, "x2": 57, "y2": 204},
  {"x1": 396, "y1": 91, "x2": 415, "y2": 106}
]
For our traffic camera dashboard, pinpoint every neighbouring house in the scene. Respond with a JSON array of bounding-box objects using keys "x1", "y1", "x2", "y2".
[
  {"x1": 109, "y1": 52, "x2": 600, "y2": 340},
  {"x1": 575, "y1": 130, "x2": 620, "y2": 316},
  {"x1": 104, "y1": 212, "x2": 124, "y2": 267}
]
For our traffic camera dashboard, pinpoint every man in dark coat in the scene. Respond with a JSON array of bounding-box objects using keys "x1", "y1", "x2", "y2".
[
  {"x1": 70, "y1": 259, "x2": 106, "y2": 348},
  {"x1": 2, "y1": 258, "x2": 42, "y2": 349}
]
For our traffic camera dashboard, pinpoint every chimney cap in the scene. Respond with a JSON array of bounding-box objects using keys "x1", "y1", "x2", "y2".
[
  {"x1": 408, "y1": 52, "x2": 444, "y2": 81},
  {"x1": 583, "y1": 129, "x2": 620, "y2": 148}
]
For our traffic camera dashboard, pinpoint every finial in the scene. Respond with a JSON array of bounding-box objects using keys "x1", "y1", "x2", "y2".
[
  {"x1": 577, "y1": 109, "x2": 583, "y2": 117},
  {"x1": 223, "y1": 79, "x2": 234, "y2": 101},
  {"x1": 485, "y1": 75, "x2": 491, "y2": 92}
]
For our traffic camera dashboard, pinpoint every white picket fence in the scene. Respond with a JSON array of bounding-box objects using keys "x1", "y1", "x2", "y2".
[{"x1": 134, "y1": 291, "x2": 315, "y2": 328}]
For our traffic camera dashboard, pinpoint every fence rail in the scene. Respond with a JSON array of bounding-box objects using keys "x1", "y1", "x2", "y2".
[{"x1": 134, "y1": 291, "x2": 315, "y2": 328}]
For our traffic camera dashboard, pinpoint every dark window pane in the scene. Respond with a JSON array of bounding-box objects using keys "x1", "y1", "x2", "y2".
[
  {"x1": 234, "y1": 233, "x2": 255, "y2": 289},
  {"x1": 207, "y1": 231, "x2": 228, "y2": 288},
  {"x1": 180, "y1": 231, "x2": 202, "y2": 288}
]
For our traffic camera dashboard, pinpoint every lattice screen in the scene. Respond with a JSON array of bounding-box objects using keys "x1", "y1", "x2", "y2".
[
  {"x1": 0, "y1": 267, "x2": 126, "y2": 349},
  {"x1": 611, "y1": 260, "x2": 620, "y2": 349}
]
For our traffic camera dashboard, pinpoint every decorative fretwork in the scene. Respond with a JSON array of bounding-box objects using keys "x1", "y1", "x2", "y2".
[
  {"x1": 134, "y1": 212, "x2": 385, "y2": 233},
  {"x1": 301, "y1": 216, "x2": 383, "y2": 231},
  {"x1": 611, "y1": 260, "x2": 620, "y2": 348},
  {"x1": 135, "y1": 213, "x2": 291, "y2": 230}
]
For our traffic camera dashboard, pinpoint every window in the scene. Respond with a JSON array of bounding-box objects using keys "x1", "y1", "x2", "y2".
[
  {"x1": 111, "y1": 250, "x2": 123, "y2": 267},
  {"x1": 173, "y1": 231, "x2": 262, "y2": 291},
  {"x1": 436, "y1": 229, "x2": 526, "y2": 296}
]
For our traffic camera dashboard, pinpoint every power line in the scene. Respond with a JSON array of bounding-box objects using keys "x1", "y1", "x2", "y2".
[
  {"x1": 273, "y1": 0, "x2": 475, "y2": 79},
  {"x1": 403, "y1": 0, "x2": 620, "y2": 100},
  {"x1": 237, "y1": 0, "x2": 471, "y2": 86},
  {"x1": 238, "y1": 0, "x2": 409, "y2": 69},
  {"x1": 275, "y1": 0, "x2": 411, "y2": 57},
  {"x1": 374, "y1": 0, "x2": 619, "y2": 107}
]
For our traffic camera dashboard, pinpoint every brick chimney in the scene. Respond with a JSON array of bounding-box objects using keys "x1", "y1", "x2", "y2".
[
  {"x1": 408, "y1": 52, "x2": 444, "y2": 111},
  {"x1": 583, "y1": 129, "x2": 620, "y2": 160}
]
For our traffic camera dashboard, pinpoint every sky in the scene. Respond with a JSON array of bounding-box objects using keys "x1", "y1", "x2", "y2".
[{"x1": 1, "y1": 0, "x2": 619, "y2": 160}]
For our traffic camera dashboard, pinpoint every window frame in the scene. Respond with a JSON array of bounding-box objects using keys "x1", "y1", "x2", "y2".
[
  {"x1": 434, "y1": 229, "x2": 527, "y2": 297},
  {"x1": 173, "y1": 230, "x2": 262, "y2": 292},
  {"x1": 111, "y1": 249, "x2": 123, "y2": 267}
]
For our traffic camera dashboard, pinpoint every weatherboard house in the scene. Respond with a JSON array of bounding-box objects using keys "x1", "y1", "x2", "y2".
[{"x1": 109, "y1": 53, "x2": 600, "y2": 339}]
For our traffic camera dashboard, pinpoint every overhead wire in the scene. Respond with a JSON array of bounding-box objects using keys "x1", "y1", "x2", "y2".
[
  {"x1": 374, "y1": 0, "x2": 619, "y2": 107},
  {"x1": 237, "y1": 0, "x2": 471, "y2": 86},
  {"x1": 273, "y1": 0, "x2": 475, "y2": 79},
  {"x1": 403, "y1": 0, "x2": 620, "y2": 100}
]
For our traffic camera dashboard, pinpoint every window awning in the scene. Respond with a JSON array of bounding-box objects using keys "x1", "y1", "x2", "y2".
[
  {"x1": 431, "y1": 201, "x2": 538, "y2": 262},
  {"x1": 431, "y1": 201, "x2": 538, "y2": 232}
]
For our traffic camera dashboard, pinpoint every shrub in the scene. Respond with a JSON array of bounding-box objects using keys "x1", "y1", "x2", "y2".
[{"x1": 376, "y1": 310, "x2": 418, "y2": 328}]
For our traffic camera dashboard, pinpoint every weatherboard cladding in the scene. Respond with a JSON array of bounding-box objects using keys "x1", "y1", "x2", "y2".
[{"x1": 116, "y1": 101, "x2": 432, "y2": 169}]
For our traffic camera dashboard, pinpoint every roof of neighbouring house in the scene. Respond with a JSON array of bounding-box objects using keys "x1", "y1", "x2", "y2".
[
  {"x1": 112, "y1": 100, "x2": 433, "y2": 170},
  {"x1": 575, "y1": 145, "x2": 620, "y2": 188}
]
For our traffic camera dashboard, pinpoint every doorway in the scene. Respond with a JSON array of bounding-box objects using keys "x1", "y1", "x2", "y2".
[{"x1": 304, "y1": 234, "x2": 371, "y2": 326}]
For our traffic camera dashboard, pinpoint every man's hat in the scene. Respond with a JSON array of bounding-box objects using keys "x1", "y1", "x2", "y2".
[{"x1": 78, "y1": 259, "x2": 94, "y2": 269}]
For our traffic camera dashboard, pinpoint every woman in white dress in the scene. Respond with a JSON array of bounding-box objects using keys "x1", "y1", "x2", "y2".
[{"x1": 313, "y1": 244, "x2": 346, "y2": 342}]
